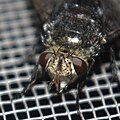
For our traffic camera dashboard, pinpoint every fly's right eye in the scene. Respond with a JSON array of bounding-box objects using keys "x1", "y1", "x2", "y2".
[
  {"x1": 72, "y1": 56, "x2": 88, "y2": 76},
  {"x1": 39, "y1": 52, "x2": 53, "y2": 67}
]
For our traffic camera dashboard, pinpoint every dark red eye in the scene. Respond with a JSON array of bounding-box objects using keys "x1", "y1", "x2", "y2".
[
  {"x1": 39, "y1": 51, "x2": 53, "y2": 67},
  {"x1": 72, "y1": 56, "x2": 88, "y2": 76}
]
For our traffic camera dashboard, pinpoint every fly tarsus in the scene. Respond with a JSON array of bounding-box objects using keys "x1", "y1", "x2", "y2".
[
  {"x1": 11, "y1": 63, "x2": 42, "y2": 101},
  {"x1": 110, "y1": 48, "x2": 120, "y2": 83}
]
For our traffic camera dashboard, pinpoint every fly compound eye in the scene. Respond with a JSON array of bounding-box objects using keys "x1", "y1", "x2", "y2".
[
  {"x1": 39, "y1": 51, "x2": 53, "y2": 67},
  {"x1": 72, "y1": 56, "x2": 88, "y2": 76}
]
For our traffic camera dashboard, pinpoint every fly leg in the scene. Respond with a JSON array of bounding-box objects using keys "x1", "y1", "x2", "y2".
[
  {"x1": 105, "y1": 28, "x2": 120, "y2": 83},
  {"x1": 109, "y1": 48, "x2": 120, "y2": 83},
  {"x1": 11, "y1": 63, "x2": 41, "y2": 100},
  {"x1": 76, "y1": 78, "x2": 87, "y2": 114},
  {"x1": 48, "y1": 79, "x2": 60, "y2": 93},
  {"x1": 76, "y1": 58, "x2": 95, "y2": 114}
]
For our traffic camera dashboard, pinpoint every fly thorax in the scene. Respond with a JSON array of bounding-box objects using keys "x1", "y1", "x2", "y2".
[{"x1": 45, "y1": 54, "x2": 78, "y2": 90}]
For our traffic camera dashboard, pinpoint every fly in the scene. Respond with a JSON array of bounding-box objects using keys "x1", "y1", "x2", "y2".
[{"x1": 12, "y1": 0, "x2": 120, "y2": 112}]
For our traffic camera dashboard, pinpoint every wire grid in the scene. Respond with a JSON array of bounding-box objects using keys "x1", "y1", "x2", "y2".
[{"x1": 0, "y1": 0, "x2": 120, "y2": 120}]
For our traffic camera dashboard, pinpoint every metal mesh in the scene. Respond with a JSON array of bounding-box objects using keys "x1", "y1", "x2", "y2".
[{"x1": 0, "y1": 0, "x2": 120, "y2": 120}]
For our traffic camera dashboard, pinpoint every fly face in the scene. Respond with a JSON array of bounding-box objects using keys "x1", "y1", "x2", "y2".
[
  {"x1": 39, "y1": 49, "x2": 88, "y2": 92},
  {"x1": 46, "y1": 52, "x2": 78, "y2": 91}
]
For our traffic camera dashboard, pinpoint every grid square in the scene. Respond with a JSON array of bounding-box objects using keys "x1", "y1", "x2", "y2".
[
  {"x1": 6, "y1": 114, "x2": 16, "y2": 120},
  {"x1": 1, "y1": 94, "x2": 10, "y2": 101},
  {"x1": 0, "y1": 116, "x2": 4, "y2": 120},
  {"x1": 26, "y1": 100, "x2": 37, "y2": 108},
  {"x1": 83, "y1": 111, "x2": 94, "y2": 119},
  {"x1": 54, "y1": 106, "x2": 66, "y2": 113},
  {"x1": 57, "y1": 116, "x2": 69, "y2": 120},
  {"x1": 15, "y1": 102, "x2": 25, "y2": 110},
  {"x1": 81, "y1": 102, "x2": 91, "y2": 109},
  {"x1": 17, "y1": 112, "x2": 28, "y2": 120},
  {"x1": 3, "y1": 103, "x2": 13, "y2": 112},
  {"x1": 107, "y1": 107, "x2": 118, "y2": 115},
  {"x1": 92, "y1": 100, "x2": 103, "y2": 108},
  {"x1": 96, "y1": 109, "x2": 108, "y2": 117},
  {"x1": 39, "y1": 98, "x2": 50, "y2": 106},
  {"x1": 29, "y1": 110, "x2": 40, "y2": 118},
  {"x1": 41, "y1": 108, "x2": 52, "y2": 116}
]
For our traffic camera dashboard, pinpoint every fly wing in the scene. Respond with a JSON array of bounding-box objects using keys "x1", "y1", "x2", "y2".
[
  {"x1": 102, "y1": 0, "x2": 120, "y2": 29},
  {"x1": 32, "y1": 0, "x2": 64, "y2": 23},
  {"x1": 102, "y1": 0, "x2": 120, "y2": 50},
  {"x1": 32, "y1": 0, "x2": 83, "y2": 23},
  {"x1": 32, "y1": 0, "x2": 120, "y2": 29}
]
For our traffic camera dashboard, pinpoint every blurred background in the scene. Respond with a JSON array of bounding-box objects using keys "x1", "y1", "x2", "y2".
[{"x1": 0, "y1": 0, "x2": 120, "y2": 120}]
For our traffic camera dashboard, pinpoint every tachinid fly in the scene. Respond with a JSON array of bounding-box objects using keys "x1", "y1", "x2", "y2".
[
  {"x1": 12, "y1": 0, "x2": 120, "y2": 111},
  {"x1": 41, "y1": 0, "x2": 105, "y2": 91}
]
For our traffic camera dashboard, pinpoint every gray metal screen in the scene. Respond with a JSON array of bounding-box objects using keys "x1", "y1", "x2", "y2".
[{"x1": 0, "y1": 0, "x2": 120, "y2": 120}]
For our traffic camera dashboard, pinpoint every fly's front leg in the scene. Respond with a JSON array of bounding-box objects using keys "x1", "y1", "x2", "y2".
[
  {"x1": 109, "y1": 48, "x2": 120, "y2": 83},
  {"x1": 104, "y1": 28, "x2": 120, "y2": 83},
  {"x1": 76, "y1": 78, "x2": 86, "y2": 114},
  {"x1": 76, "y1": 58, "x2": 95, "y2": 114},
  {"x1": 11, "y1": 63, "x2": 42, "y2": 100}
]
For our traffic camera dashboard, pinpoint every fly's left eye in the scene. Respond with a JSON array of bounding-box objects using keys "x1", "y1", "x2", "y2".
[
  {"x1": 72, "y1": 56, "x2": 88, "y2": 76},
  {"x1": 39, "y1": 51, "x2": 53, "y2": 67}
]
